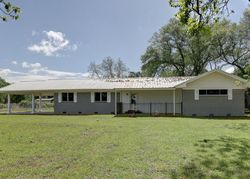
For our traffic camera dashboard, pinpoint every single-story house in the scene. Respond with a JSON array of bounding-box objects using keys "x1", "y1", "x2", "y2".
[{"x1": 0, "y1": 70, "x2": 248, "y2": 116}]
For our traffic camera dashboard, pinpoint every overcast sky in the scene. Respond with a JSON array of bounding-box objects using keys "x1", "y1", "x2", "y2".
[{"x1": 0, "y1": 0, "x2": 249, "y2": 82}]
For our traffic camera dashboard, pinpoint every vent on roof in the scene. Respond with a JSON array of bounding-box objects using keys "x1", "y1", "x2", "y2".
[{"x1": 63, "y1": 112, "x2": 67, "y2": 114}]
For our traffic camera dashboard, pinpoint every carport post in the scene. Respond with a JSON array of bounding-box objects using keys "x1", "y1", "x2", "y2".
[
  {"x1": 31, "y1": 94, "x2": 35, "y2": 114},
  {"x1": 173, "y1": 89, "x2": 176, "y2": 116},
  {"x1": 114, "y1": 90, "x2": 117, "y2": 116},
  {"x1": 38, "y1": 95, "x2": 42, "y2": 112},
  {"x1": 7, "y1": 94, "x2": 11, "y2": 114}
]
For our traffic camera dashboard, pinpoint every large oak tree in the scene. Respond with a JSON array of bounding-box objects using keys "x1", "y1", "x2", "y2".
[{"x1": 141, "y1": 19, "x2": 213, "y2": 77}]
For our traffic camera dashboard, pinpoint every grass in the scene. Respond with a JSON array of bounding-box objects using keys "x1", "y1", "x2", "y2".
[{"x1": 0, "y1": 115, "x2": 249, "y2": 178}]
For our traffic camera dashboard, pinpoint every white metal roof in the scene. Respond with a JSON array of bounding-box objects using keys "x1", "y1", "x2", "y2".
[
  {"x1": 0, "y1": 76, "x2": 194, "y2": 93},
  {"x1": 107, "y1": 77, "x2": 194, "y2": 89}
]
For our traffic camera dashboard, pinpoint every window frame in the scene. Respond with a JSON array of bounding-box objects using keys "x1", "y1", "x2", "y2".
[
  {"x1": 94, "y1": 92, "x2": 108, "y2": 103},
  {"x1": 199, "y1": 89, "x2": 228, "y2": 96},
  {"x1": 61, "y1": 92, "x2": 75, "y2": 102}
]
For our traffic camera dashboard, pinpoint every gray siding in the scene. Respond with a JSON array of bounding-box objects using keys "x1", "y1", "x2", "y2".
[
  {"x1": 183, "y1": 89, "x2": 245, "y2": 116},
  {"x1": 54, "y1": 92, "x2": 115, "y2": 114}
]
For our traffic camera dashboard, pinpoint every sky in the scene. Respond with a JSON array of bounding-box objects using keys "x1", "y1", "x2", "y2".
[{"x1": 0, "y1": 0, "x2": 249, "y2": 82}]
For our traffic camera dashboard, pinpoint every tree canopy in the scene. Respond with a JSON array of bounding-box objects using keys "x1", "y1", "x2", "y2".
[
  {"x1": 0, "y1": 0, "x2": 20, "y2": 21},
  {"x1": 141, "y1": 7, "x2": 250, "y2": 78},
  {"x1": 0, "y1": 77, "x2": 9, "y2": 103},
  {"x1": 141, "y1": 18, "x2": 213, "y2": 76},
  {"x1": 169, "y1": 0, "x2": 249, "y2": 33}
]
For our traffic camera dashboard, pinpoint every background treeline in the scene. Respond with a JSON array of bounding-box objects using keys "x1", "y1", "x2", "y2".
[{"x1": 141, "y1": 7, "x2": 250, "y2": 79}]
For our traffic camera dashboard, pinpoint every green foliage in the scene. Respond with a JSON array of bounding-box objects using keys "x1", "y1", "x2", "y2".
[
  {"x1": 142, "y1": 7, "x2": 250, "y2": 77},
  {"x1": 168, "y1": 0, "x2": 248, "y2": 34},
  {"x1": 141, "y1": 18, "x2": 212, "y2": 77},
  {"x1": 210, "y1": 11, "x2": 250, "y2": 77},
  {"x1": 0, "y1": 115, "x2": 249, "y2": 178},
  {"x1": 235, "y1": 64, "x2": 250, "y2": 80},
  {"x1": 128, "y1": 71, "x2": 142, "y2": 77},
  {"x1": 11, "y1": 95, "x2": 26, "y2": 104},
  {"x1": 0, "y1": 77, "x2": 9, "y2": 87},
  {"x1": 0, "y1": 77, "x2": 9, "y2": 103},
  {"x1": 0, "y1": 0, "x2": 21, "y2": 21},
  {"x1": 0, "y1": 78, "x2": 28, "y2": 104}
]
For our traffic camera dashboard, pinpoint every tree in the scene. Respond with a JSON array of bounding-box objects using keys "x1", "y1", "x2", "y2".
[
  {"x1": 211, "y1": 18, "x2": 250, "y2": 77},
  {"x1": 0, "y1": 77, "x2": 9, "y2": 87},
  {"x1": 240, "y1": 8, "x2": 250, "y2": 41},
  {"x1": 128, "y1": 71, "x2": 142, "y2": 78},
  {"x1": 88, "y1": 62, "x2": 102, "y2": 79},
  {"x1": 168, "y1": 0, "x2": 249, "y2": 33},
  {"x1": 115, "y1": 59, "x2": 128, "y2": 78},
  {"x1": 88, "y1": 57, "x2": 129, "y2": 79},
  {"x1": 141, "y1": 18, "x2": 212, "y2": 77},
  {"x1": 0, "y1": 77, "x2": 27, "y2": 104},
  {"x1": 0, "y1": 0, "x2": 20, "y2": 21},
  {"x1": 235, "y1": 64, "x2": 250, "y2": 80},
  {"x1": 0, "y1": 77, "x2": 9, "y2": 103},
  {"x1": 101, "y1": 57, "x2": 115, "y2": 78}
]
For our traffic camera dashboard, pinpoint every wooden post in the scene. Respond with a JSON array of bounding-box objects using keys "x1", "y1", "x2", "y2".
[
  {"x1": 31, "y1": 94, "x2": 35, "y2": 114},
  {"x1": 7, "y1": 94, "x2": 11, "y2": 114}
]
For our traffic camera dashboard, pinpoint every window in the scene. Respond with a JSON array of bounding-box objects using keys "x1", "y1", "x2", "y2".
[
  {"x1": 199, "y1": 90, "x2": 207, "y2": 95},
  {"x1": 62, "y1": 93, "x2": 68, "y2": 102},
  {"x1": 62, "y1": 92, "x2": 74, "y2": 102},
  {"x1": 95, "y1": 92, "x2": 108, "y2": 102},
  {"x1": 207, "y1": 90, "x2": 220, "y2": 95},
  {"x1": 102, "y1": 92, "x2": 107, "y2": 102},
  {"x1": 68, "y1": 93, "x2": 74, "y2": 102},
  {"x1": 221, "y1": 89, "x2": 228, "y2": 95},
  {"x1": 199, "y1": 89, "x2": 228, "y2": 96},
  {"x1": 95, "y1": 92, "x2": 101, "y2": 102}
]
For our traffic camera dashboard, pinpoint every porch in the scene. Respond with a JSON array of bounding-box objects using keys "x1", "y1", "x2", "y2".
[
  {"x1": 116, "y1": 102, "x2": 183, "y2": 116},
  {"x1": 114, "y1": 89, "x2": 182, "y2": 116}
]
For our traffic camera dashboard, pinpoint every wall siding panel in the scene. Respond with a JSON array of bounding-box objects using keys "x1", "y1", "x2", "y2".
[
  {"x1": 183, "y1": 89, "x2": 245, "y2": 116},
  {"x1": 54, "y1": 92, "x2": 115, "y2": 114}
]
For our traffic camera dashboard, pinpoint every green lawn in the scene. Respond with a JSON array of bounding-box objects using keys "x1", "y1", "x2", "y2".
[{"x1": 0, "y1": 115, "x2": 249, "y2": 179}]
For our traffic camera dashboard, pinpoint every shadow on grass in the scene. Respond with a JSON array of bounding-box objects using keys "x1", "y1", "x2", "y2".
[
  {"x1": 170, "y1": 136, "x2": 250, "y2": 178},
  {"x1": 224, "y1": 123, "x2": 250, "y2": 131}
]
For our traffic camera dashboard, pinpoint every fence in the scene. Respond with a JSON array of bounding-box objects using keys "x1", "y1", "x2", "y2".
[{"x1": 117, "y1": 102, "x2": 182, "y2": 116}]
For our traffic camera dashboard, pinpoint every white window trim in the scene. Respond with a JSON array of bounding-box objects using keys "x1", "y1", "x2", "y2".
[
  {"x1": 74, "y1": 92, "x2": 77, "y2": 103},
  {"x1": 91, "y1": 92, "x2": 95, "y2": 103},
  {"x1": 58, "y1": 93, "x2": 62, "y2": 103},
  {"x1": 194, "y1": 89, "x2": 199, "y2": 100},
  {"x1": 228, "y1": 89, "x2": 233, "y2": 100}
]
